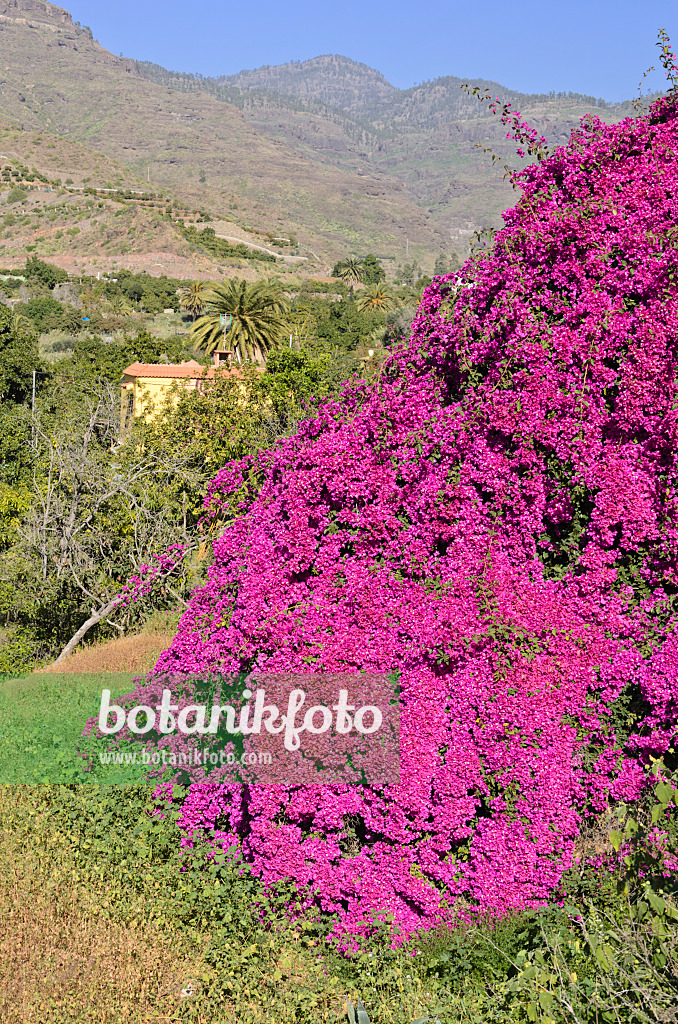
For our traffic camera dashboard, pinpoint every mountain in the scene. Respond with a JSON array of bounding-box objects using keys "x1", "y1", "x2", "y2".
[
  {"x1": 0, "y1": 1, "x2": 454, "y2": 272},
  {"x1": 220, "y1": 54, "x2": 614, "y2": 127},
  {"x1": 220, "y1": 55, "x2": 398, "y2": 120},
  {"x1": 140, "y1": 54, "x2": 637, "y2": 259},
  {"x1": 0, "y1": 1, "x2": 644, "y2": 274}
]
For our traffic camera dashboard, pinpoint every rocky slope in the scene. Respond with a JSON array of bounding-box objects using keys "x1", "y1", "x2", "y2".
[{"x1": 0, "y1": 0, "x2": 642, "y2": 268}]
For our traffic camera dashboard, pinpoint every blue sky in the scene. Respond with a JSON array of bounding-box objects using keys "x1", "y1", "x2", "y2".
[{"x1": 65, "y1": 0, "x2": 675, "y2": 102}]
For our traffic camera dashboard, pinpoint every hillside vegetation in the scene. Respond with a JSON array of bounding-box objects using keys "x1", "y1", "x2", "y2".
[{"x1": 0, "y1": 116, "x2": 332, "y2": 278}]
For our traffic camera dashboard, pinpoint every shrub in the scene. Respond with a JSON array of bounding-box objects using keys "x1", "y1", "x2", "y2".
[
  {"x1": 110, "y1": 85, "x2": 678, "y2": 942},
  {"x1": 0, "y1": 625, "x2": 37, "y2": 673}
]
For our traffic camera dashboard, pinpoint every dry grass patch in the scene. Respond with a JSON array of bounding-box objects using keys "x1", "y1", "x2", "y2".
[
  {"x1": 42, "y1": 632, "x2": 176, "y2": 675},
  {"x1": 0, "y1": 794, "x2": 202, "y2": 1023}
]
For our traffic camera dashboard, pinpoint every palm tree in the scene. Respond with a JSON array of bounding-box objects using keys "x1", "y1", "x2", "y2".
[
  {"x1": 106, "y1": 293, "x2": 131, "y2": 316},
  {"x1": 334, "y1": 256, "x2": 365, "y2": 301},
  {"x1": 180, "y1": 282, "x2": 206, "y2": 321},
  {"x1": 356, "y1": 284, "x2": 396, "y2": 313},
  {"x1": 8, "y1": 311, "x2": 35, "y2": 337},
  {"x1": 190, "y1": 279, "x2": 290, "y2": 364}
]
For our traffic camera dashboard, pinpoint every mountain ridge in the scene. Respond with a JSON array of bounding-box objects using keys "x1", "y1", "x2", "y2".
[
  {"x1": 218, "y1": 52, "x2": 614, "y2": 125},
  {"x1": 0, "y1": 0, "x2": 654, "y2": 272}
]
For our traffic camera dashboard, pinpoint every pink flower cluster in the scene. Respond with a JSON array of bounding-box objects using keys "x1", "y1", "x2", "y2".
[
  {"x1": 138, "y1": 90, "x2": 678, "y2": 940},
  {"x1": 116, "y1": 544, "x2": 187, "y2": 609}
]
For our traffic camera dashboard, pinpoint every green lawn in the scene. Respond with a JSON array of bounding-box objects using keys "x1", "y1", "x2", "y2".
[{"x1": 0, "y1": 671, "x2": 142, "y2": 785}]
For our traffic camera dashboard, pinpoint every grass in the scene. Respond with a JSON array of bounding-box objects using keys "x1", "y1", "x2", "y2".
[
  {"x1": 0, "y1": 612, "x2": 180, "y2": 785},
  {"x1": 0, "y1": 607, "x2": 181, "y2": 784},
  {"x1": 41, "y1": 629, "x2": 177, "y2": 674},
  {"x1": 0, "y1": 671, "x2": 140, "y2": 784}
]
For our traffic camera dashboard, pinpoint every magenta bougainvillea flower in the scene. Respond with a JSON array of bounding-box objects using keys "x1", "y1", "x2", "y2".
[{"x1": 124, "y1": 88, "x2": 678, "y2": 940}]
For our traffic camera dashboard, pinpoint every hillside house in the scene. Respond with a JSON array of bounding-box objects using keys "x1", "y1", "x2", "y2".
[{"x1": 120, "y1": 354, "x2": 255, "y2": 431}]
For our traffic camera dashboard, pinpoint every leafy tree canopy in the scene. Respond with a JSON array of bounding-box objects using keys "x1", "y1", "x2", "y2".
[
  {"x1": 433, "y1": 252, "x2": 460, "y2": 276},
  {"x1": 360, "y1": 253, "x2": 386, "y2": 284},
  {"x1": 24, "y1": 255, "x2": 68, "y2": 290},
  {"x1": 16, "y1": 296, "x2": 65, "y2": 332},
  {"x1": 0, "y1": 306, "x2": 40, "y2": 404},
  {"x1": 310, "y1": 297, "x2": 382, "y2": 352},
  {"x1": 54, "y1": 331, "x2": 202, "y2": 385}
]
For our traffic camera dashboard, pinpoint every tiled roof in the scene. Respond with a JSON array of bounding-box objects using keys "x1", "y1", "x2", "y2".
[{"x1": 122, "y1": 361, "x2": 247, "y2": 380}]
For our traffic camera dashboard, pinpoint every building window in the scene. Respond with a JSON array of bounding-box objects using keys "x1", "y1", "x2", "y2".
[{"x1": 124, "y1": 391, "x2": 134, "y2": 429}]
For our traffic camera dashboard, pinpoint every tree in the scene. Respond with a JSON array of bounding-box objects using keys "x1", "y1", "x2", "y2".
[
  {"x1": 433, "y1": 252, "x2": 461, "y2": 276},
  {"x1": 190, "y1": 279, "x2": 290, "y2": 364},
  {"x1": 24, "y1": 255, "x2": 68, "y2": 290},
  {"x1": 0, "y1": 305, "x2": 39, "y2": 404},
  {"x1": 56, "y1": 331, "x2": 200, "y2": 385},
  {"x1": 383, "y1": 305, "x2": 417, "y2": 347},
  {"x1": 180, "y1": 282, "x2": 206, "y2": 321},
  {"x1": 263, "y1": 348, "x2": 333, "y2": 419},
  {"x1": 356, "y1": 283, "x2": 396, "y2": 313},
  {"x1": 394, "y1": 261, "x2": 421, "y2": 287},
  {"x1": 333, "y1": 257, "x2": 366, "y2": 301},
  {"x1": 61, "y1": 306, "x2": 87, "y2": 332},
  {"x1": 309, "y1": 296, "x2": 376, "y2": 354},
  {"x1": 3, "y1": 380, "x2": 200, "y2": 665},
  {"x1": 361, "y1": 253, "x2": 386, "y2": 284},
  {"x1": 16, "y1": 296, "x2": 65, "y2": 332},
  {"x1": 106, "y1": 293, "x2": 131, "y2": 316},
  {"x1": 434, "y1": 254, "x2": 449, "y2": 276},
  {"x1": 141, "y1": 290, "x2": 164, "y2": 315},
  {"x1": 0, "y1": 309, "x2": 38, "y2": 490},
  {"x1": 7, "y1": 311, "x2": 35, "y2": 339}
]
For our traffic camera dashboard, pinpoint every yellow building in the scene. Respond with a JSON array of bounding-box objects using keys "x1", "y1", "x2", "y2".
[{"x1": 120, "y1": 356, "x2": 248, "y2": 431}]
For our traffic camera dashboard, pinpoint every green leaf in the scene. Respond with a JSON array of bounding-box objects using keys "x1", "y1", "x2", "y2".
[
  {"x1": 609, "y1": 829, "x2": 623, "y2": 852},
  {"x1": 647, "y1": 890, "x2": 665, "y2": 915},
  {"x1": 356, "y1": 996, "x2": 371, "y2": 1024},
  {"x1": 655, "y1": 781, "x2": 676, "y2": 804},
  {"x1": 539, "y1": 990, "x2": 554, "y2": 1012},
  {"x1": 594, "y1": 944, "x2": 614, "y2": 971}
]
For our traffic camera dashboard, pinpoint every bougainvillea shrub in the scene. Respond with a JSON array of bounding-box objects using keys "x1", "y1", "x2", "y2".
[{"x1": 145, "y1": 90, "x2": 678, "y2": 939}]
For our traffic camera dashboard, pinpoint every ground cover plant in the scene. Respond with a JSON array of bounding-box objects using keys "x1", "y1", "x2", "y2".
[
  {"x1": 1, "y1": 766, "x2": 675, "y2": 1021},
  {"x1": 127, "y1": 70, "x2": 678, "y2": 943}
]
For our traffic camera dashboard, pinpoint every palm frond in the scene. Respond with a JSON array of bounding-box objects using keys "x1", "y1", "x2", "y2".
[{"x1": 189, "y1": 278, "x2": 290, "y2": 362}]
